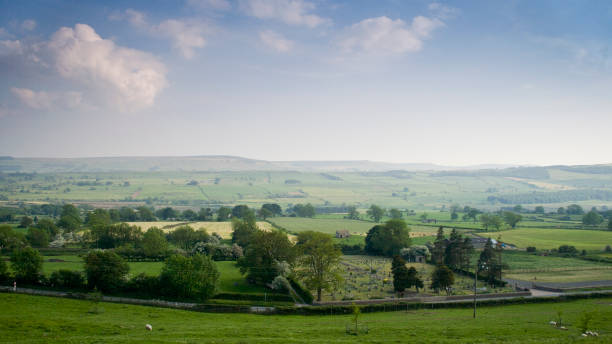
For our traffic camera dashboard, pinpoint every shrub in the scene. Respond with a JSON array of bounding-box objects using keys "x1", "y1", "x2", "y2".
[
  {"x1": 605, "y1": 245, "x2": 611, "y2": 253},
  {"x1": 84, "y1": 250, "x2": 129, "y2": 292},
  {"x1": 558, "y1": 245, "x2": 578, "y2": 256},
  {"x1": 288, "y1": 276, "x2": 314, "y2": 304},
  {"x1": 49, "y1": 269, "x2": 86, "y2": 290},
  {"x1": 124, "y1": 273, "x2": 161, "y2": 297},
  {"x1": 10, "y1": 247, "x2": 43, "y2": 284},
  {"x1": 526, "y1": 246, "x2": 536, "y2": 253}
]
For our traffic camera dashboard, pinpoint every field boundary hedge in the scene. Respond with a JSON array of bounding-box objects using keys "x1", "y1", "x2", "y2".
[{"x1": 3, "y1": 285, "x2": 612, "y2": 315}]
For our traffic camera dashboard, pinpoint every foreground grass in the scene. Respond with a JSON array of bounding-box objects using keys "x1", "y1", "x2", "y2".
[{"x1": 1, "y1": 293, "x2": 611, "y2": 343}]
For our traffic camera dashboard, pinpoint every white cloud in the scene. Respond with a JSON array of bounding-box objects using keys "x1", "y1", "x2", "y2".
[
  {"x1": 259, "y1": 30, "x2": 294, "y2": 52},
  {"x1": 0, "y1": 27, "x2": 12, "y2": 38},
  {"x1": 114, "y1": 9, "x2": 209, "y2": 59},
  {"x1": 0, "y1": 40, "x2": 23, "y2": 55},
  {"x1": 339, "y1": 16, "x2": 444, "y2": 55},
  {"x1": 21, "y1": 19, "x2": 37, "y2": 31},
  {"x1": 11, "y1": 87, "x2": 83, "y2": 110},
  {"x1": 44, "y1": 24, "x2": 167, "y2": 110},
  {"x1": 187, "y1": 0, "x2": 231, "y2": 11},
  {"x1": 155, "y1": 19, "x2": 208, "y2": 59},
  {"x1": 428, "y1": 3, "x2": 460, "y2": 20},
  {"x1": 240, "y1": 0, "x2": 329, "y2": 28}
]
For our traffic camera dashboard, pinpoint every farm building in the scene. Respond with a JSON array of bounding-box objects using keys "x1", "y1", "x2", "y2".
[
  {"x1": 469, "y1": 237, "x2": 498, "y2": 249},
  {"x1": 335, "y1": 229, "x2": 350, "y2": 238}
]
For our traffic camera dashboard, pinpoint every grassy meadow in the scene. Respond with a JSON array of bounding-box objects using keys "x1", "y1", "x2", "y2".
[
  {"x1": 479, "y1": 228, "x2": 612, "y2": 251},
  {"x1": 1, "y1": 293, "x2": 611, "y2": 343}
]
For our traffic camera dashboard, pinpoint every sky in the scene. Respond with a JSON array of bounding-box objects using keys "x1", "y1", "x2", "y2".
[{"x1": 0, "y1": 0, "x2": 611, "y2": 166}]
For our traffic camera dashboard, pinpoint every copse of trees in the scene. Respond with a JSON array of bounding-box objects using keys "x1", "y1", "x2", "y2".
[
  {"x1": 26, "y1": 227, "x2": 49, "y2": 247},
  {"x1": 217, "y1": 206, "x2": 231, "y2": 221},
  {"x1": 364, "y1": 219, "x2": 411, "y2": 256},
  {"x1": 391, "y1": 256, "x2": 423, "y2": 296},
  {"x1": 237, "y1": 230, "x2": 295, "y2": 285},
  {"x1": 0, "y1": 225, "x2": 27, "y2": 251},
  {"x1": 480, "y1": 213, "x2": 503, "y2": 231},
  {"x1": 166, "y1": 225, "x2": 209, "y2": 250},
  {"x1": 232, "y1": 205, "x2": 254, "y2": 219},
  {"x1": 367, "y1": 205, "x2": 384, "y2": 222},
  {"x1": 57, "y1": 204, "x2": 82, "y2": 231},
  {"x1": 431, "y1": 227, "x2": 473, "y2": 272},
  {"x1": 583, "y1": 210, "x2": 604, "y2": 226},
  {"x1": 88, "y1": 223, "x2": 143, "y2": 249},
  {"x1": 293, "y1": 203, "x2": 316, "y2": 218},
  {"x1": 261, "y1": 203, "x2": 282, "y2": 217},
  {"x1": 231, "y1": 216, "x2": 258, "y2": 248}
]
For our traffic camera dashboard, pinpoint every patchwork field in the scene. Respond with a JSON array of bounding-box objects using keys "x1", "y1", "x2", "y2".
[
  {"x1": 268, "y1": 217, "x2": 375, "y2": 235},
  {"x1": 480, "y1": 228, "x2": 612, "y2": 251},
  {"x1": 126, "y1": 221, "x2": 274, "y2": 238},
  {"x1": 2, "y1": 293, "x2": 611, "y2": 343}
]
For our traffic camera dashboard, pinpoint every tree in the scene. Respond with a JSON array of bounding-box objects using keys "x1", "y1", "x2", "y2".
[
  {"x1": 237, "y1": 230, "x2": 295, "y2": 285},
  {"x1": 346, "y1": 206, "x2": 360, "y2": 220},
  {"x1": 608, "y1": 219, "x2": 612, "y2": 231},
  {"x1": 431, "y1": 227, "x2": 446, "y2": 265},
  {"x1": 258, "y1": 207, "x2": 273, "y2": 220},
  {"x1": 478, "y1": 238, "x2": 502, "y2": 286},
  {"x1": 19, "y1": 216, "x2": 33, "y2": 228},
  {"x1": 463, "y1": 207, "x2": 480, "y2": 222},
  {"x1": 181, "y1": 209, "x2": 198, "y2": 221},
  {"x1": 0, "y1": 257, "x2": 7, "y2": 281},
  {"x1": 502, "y1": 211, "x2": 522, "y2": 229},
  {"x1": 159, "y1": 254, "x2": 219, "y2": 300},
  {"x1": 534, "y1": 206, "x2": 545, "y2": 214},
  {"x1": 136, "y1": 206, "x2": 156, "y2": 221},
  {"x1": 85, "y1": 209, "x2": 111, "y2": 228},
  {"x1": 231, "y1": 217, "x2": 258, "y2": 248},
  {"x1": 141, "y1": 227, "x2": 168, "y2": 257},
  {"x1": 156, "y1": 207, "x2": 178, "y2": 220},
  {"x1": 89, "y1": 223, "x2": 142, "y2": 249},
  {"x1": 295, "y1": 231, "x2": 342, "y2": 302},
  {"x1": 364, "y1": 219, "x2": 411, "y2": 256},
  {"x1": 84, "y1": 250, "x2": 129, "y2": 292},
  {"x1": 26, "y1": 227, "x2": 49, "y2": 248},
  {"x1": 389, "y1": 208, "x2": 402, "y2": 219},
  {"x1": 480, "y1": 214, "x2": 503, "y2": 231},
  {"x1": 10, "y1": 247, "x2": 43, "y2": 283},
  {"x1": 0, "y1": 225, "x2": 27, "y2": 251},
  {"x1": 366, "y1": 205, "x2": 384, "y2": 222},
  {"x1": 444, "y1": 228, "x2": 463, "y2": 269},
  {"x1": 557, "y1": 207, "x2": 566, "y2": 215},
  {"x1": 217, "y1": 206, "x2": 231, "y2": 221},
  {"x1": 430, "y1": 265, "x2": 454, "y2": 295},
  {"x1": 451, "y1": 212, "x2": 458, "y2": 220},
  {"x1": 406, "y1": 266, "x2": 424, "y2": 292},
  {"x1": 261, "y1": 203, "x2": 282, "y2": 217},
  {"x1": 35, "y1": 218, "x2": 59, "y2": 237},
  {"x1": 197, "y1": 207, "x2": 213, "y2": 221},
  {"x1": 391, "y1": 255, "x2": 410, "y2": 295},
  {"x1": 57, "y1": 204, "x2": 81, "y2": 231},
  {"x1": 293, "y1": 204, "x2": 315, "y2": 218},
  {"x1": 582, "y1": 210, "x2": 604, "y2": 226},
  {"x1": 566, "y1": 204, "x2": 584, "y2": 215},
  {"x1": 167, "y1": 225, "x2": 206, "y2": 250},
  {"x1": 232, "y1": 205, "x2": 253, "y2": 219},
  {"x1": 118, "y1": 207, "x2": 137, "y2": 221}
]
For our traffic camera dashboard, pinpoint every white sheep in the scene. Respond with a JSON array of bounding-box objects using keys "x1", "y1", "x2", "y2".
[{"x1": 145, "y1": 324, "x2": 152, "y2": 331}]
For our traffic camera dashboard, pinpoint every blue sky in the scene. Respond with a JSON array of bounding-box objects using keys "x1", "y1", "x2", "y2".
[{"x1": 0, "y1": 0, "x2": 611, "y2": 165}]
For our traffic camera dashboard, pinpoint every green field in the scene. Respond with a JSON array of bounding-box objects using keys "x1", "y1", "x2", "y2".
[
  {"x1": 1, "y1": 293, "x2": 611, "y2": 343},
  {"x1": 480, "y1": 228, "x2": 612, "y2": 251},
  {"x1": 505, "y1": 269, "x2": 612, "y2": 283},
  {"x1": 269, "y1": 217, "x2": 375, "y2": 235}
]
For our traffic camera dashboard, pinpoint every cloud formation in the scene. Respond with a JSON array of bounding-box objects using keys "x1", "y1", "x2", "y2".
[
  {"x1": 21, "y1": 19, "x2": 37, "y2": 31},
  {"x1": 114, "y1": 9, "x2": 209, "y2": 59},
  {"x1": 11, "y1": 88, "x2": 83, "y2": 110},
  {"x1": 259, "y1": 30, "x2": 294, "y2": 52},
  {"x1": 240, "y1": 0, "x2": 329, "y2": 28},
  {"x1": 186, "y1": 0, "x2": 231, "y2": 11},
  {"x1": 339, "y1": 16, "x2": 444, "y2": 55},
  {"x1": 5, "y1": 24, "x2": 167, "y2": 112}
]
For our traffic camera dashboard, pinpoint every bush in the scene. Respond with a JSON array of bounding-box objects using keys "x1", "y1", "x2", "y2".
[
  {"x1": 84, "y1": 250, "x2": 129, "y2": 292},
  {"x1": 526, "y1": 246, "x2": 536, "y2": 253},
  {"x1": 558, "y1": 245, "x2": 578, "y2": 256},
  {"x1": 605, "y1": 245, "x2": 611, "y2": 253},
  {"x1": 124, "y1": 273, "x2": 161, "y2": 297},
  {"x1": 49, "y1": 269, "x2": 86, "y2": 290},
  {"x1": 10, "y1": 247, "x2": 43, "y2": 284}
]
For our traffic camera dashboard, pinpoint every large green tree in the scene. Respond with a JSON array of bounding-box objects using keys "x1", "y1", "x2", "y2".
[
  {"x1": 295, "y1": 231, "x2": 342, "y2": 302},
  {"x1": 480, "y1": 214, "x2": 503, "y2": 231},
  {"x1": 141, "y1": 227, "x2": 168, "y2": 257},
  {"x1": 502, "y1": 211, "x2": 522, "y2": 229},
  {"x1": 430, "y1": 265, "x2": 454, "y2": 295},
  {"x1": 57, "y1": 204, "x2": 81, "y2": 231},
  {"x1": 582, "y1": 210, "x2": 604, "y2": 226},
  {"x1": 84, "y1": 250, "x2": 129, "y2": 292},
  {"x1": 238, "y1": 230, "x2": 295, "y2": 285},
  {"x1": 431, "y1": 227, "x2": 446, "y2": 265},
  {"x1": 231, "y1": 216, "x2": 258, "y2": 248},
  {"x1": 10, "y1": 247, "x2": 43, "y2": 283},
  {"x1": 345, "y1": 206, "x2": 360, "y2": 220},
  {"x1": 364, "y1": 219, "x2": 411, "y2": 256},
  {"x1": 159, "y1": 254, "x2": 219, "y2": 300},
  {"x1": 26, "y1": 227, "x2": 49, "y2": 248}
]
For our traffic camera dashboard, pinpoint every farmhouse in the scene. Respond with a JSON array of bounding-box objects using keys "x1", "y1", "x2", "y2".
[{"x1": 335, "y1": 229, "x2": 350, "y2": 238}]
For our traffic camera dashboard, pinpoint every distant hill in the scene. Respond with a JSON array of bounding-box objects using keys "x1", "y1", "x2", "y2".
[{"x1": 0, "y1": 155, "x2": 608, "y2": 174}]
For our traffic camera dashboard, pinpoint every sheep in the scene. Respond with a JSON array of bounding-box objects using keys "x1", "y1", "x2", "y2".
[{"x1": 145, "y1": 324, "x2": 152, "y2": 331}]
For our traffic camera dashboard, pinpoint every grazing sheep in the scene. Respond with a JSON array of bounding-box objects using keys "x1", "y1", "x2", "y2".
[{"x1": 145, "y1": 324, "x2": 152, "y2": 331}]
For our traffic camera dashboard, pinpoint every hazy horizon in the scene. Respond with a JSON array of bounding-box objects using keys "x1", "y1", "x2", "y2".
[{"x1": 1, "y1": 0, "x2": 611, "y2": 166}]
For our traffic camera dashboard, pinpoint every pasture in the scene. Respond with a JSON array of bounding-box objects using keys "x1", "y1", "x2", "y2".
[
  {"x1": 479, "y1": 228, "x2": 612, "y2": 251},
  {"x1": 1, "y1": 293, "x2": 611, "y2": 343}
]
